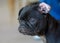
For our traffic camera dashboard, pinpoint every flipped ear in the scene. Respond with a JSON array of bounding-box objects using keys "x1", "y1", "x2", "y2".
[{"x1": 38, "y1": 2, "x2": 51, "y2": 14}]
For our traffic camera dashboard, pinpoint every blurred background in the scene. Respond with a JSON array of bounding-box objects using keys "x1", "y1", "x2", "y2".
[{"x1": 0, "y1": 0, "x2": 45, "y2": 43}]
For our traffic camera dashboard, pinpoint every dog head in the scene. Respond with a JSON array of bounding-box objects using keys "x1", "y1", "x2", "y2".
[{"x1": 18, "y1": 2, "x2": 56, "y2": 36}]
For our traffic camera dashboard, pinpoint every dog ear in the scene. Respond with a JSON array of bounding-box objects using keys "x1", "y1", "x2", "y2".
[
  {"x1": 18, "y1": 8, "x2": 24, "y2": 20},
  {"x1": 18, "y1": 8, "x2": 24, "y2": 16}
]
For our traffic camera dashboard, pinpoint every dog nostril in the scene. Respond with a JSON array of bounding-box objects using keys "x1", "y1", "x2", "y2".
[
  {"x1": 19, "y1": 30, "x2": 21, "y2": 32},
  {"x1": 19, "y1": 27, "x2": 26, "y2": 33},
  {"x1": 21, "y1": 28, "x2": 25, "y2": 32},
  {"x1": 19, "y1": 28, "x2": 25, "y2": 33},
  {"x1": 18, "y1": 27, "x2": 24, "y2": 32}
]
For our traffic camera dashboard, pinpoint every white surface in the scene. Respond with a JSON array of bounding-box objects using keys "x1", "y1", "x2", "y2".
[{"x1": 33, "y1": 35, "x2": 41, "y2": 40}]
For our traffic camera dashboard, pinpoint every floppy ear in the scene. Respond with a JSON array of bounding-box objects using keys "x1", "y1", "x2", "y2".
[
  {"x1": 18, "y1": 8, "x2": 24, "y2": 20},
  {"x1": 18, "y1": 8, "x2": 24, "y2": 16}
]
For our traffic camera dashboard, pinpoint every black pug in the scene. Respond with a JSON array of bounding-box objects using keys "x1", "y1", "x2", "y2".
[{"x1": 18, "y1": 2, "x2": 60, "y2": 43}]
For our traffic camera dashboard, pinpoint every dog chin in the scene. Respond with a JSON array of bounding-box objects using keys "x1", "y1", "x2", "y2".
[{"x1": 22, "y1": 32, "x2": 37, "y2": 36}]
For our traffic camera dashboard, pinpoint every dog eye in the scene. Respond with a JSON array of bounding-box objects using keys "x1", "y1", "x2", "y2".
[{"x1": 29, "y1": 18, "x2": 37, "y2": 24}]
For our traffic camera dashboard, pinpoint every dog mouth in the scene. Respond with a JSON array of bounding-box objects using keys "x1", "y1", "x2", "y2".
[
  {"x1": 18, "y1": 20, "x2": 37, "y2": 36},
  {"x1": 22, "y1": 32, "x2": 36, "y2": 36},
  {"x1": 18, "y1": 26, "x2": 36, "y2": 36},
  {"x1": 20, "y1": 31, "x2": 36, "y2": 36}
]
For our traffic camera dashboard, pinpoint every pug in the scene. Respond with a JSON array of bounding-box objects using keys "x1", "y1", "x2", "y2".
[{"x1": 18, "y1": 2, "x2": 60, "y2": 43}]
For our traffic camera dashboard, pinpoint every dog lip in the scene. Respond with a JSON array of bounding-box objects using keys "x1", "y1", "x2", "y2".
[
  {"x1": 20, "y1": 31, "x2": 35, "y2": 35},
  {"x1": 20, "y1": 30, "x2": 27, "y2": 33},
  {"x1": 22, "y1": 33, "x2": 27, "y2": 35}
]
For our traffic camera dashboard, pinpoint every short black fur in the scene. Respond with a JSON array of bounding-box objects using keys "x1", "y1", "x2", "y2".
[{"x1": 18, "y1": 2, "x2": 60, "y2": 43}]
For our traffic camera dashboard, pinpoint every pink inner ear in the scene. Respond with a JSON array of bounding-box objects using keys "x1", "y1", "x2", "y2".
[{"x1": 38, "y1": 2, "x2": 51, "y2": 14}]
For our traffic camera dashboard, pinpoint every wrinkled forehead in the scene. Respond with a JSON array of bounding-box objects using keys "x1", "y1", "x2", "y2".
[
  {"x1": 29, "y1": 10, "x2": 40, "y2": 17},
  {"x1": 27, "y1": 9, "x2": 45, "y2": 20},
  {"x1": 20, "y1": 6, "x2": 46, "y2": 20}
]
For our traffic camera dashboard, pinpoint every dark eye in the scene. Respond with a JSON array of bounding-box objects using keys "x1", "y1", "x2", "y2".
[{"x1": 29, "y1": 18, "x2": 37, "y2": 24}]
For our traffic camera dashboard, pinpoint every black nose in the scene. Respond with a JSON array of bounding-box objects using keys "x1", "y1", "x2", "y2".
[
  {"x1": 18, "y1": 26, "x2": 26, "y2": 32},
  {"x1": 21, "y1": 28, "x2": 25, "y2": 32}
]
